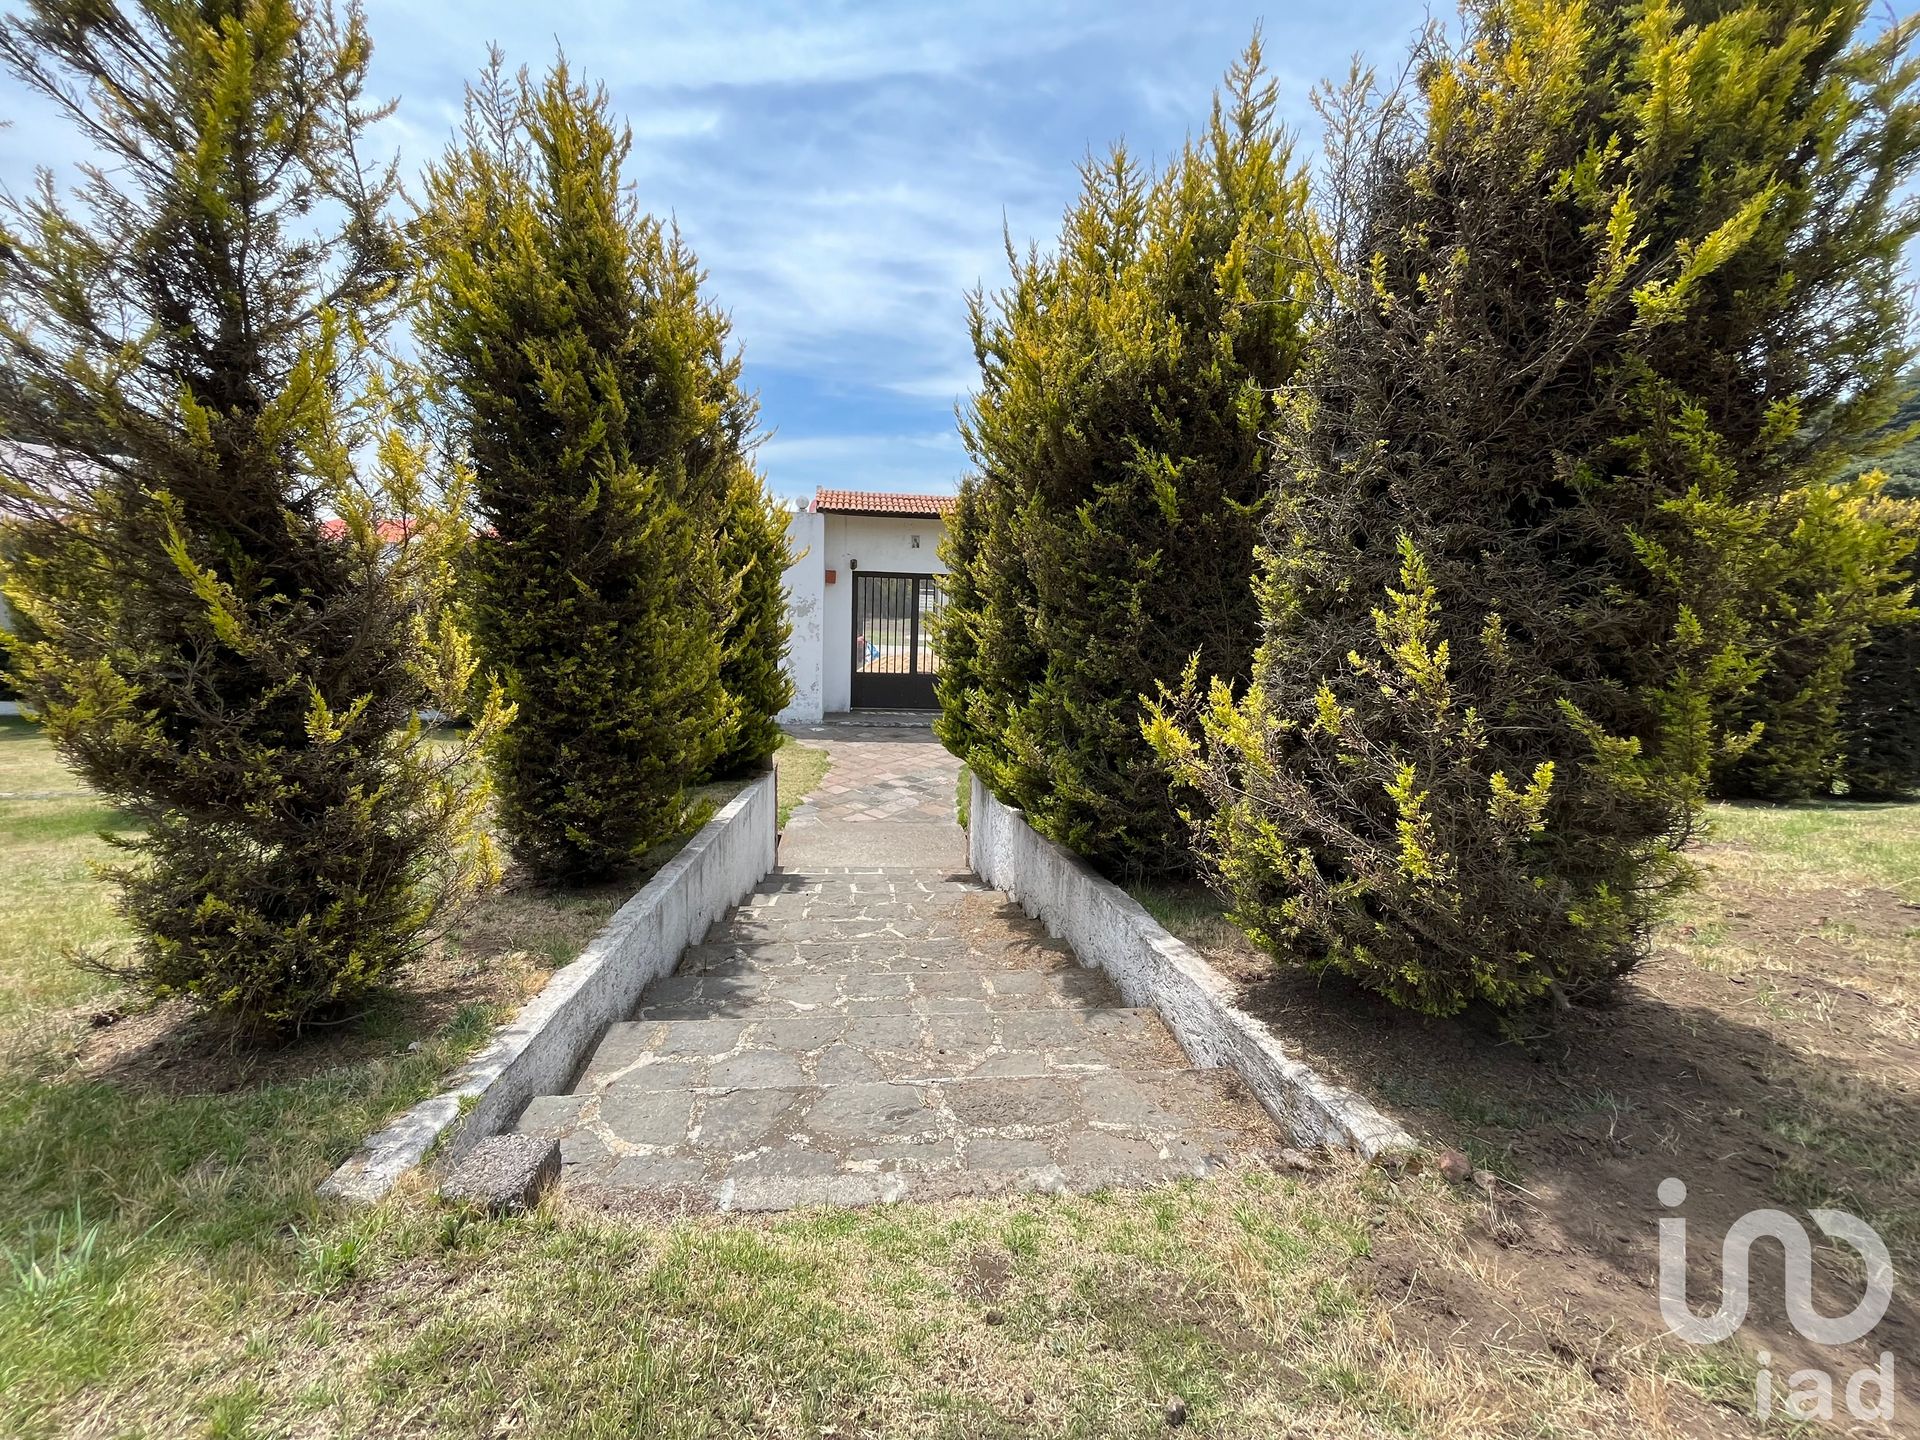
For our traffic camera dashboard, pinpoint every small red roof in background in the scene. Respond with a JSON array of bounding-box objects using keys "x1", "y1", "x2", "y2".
[
  {"x1": 811, "y1": 488, "x2": 957, "y2": 518},
  {"x1": 319, "y1": 517, "x2": 415, "y2": 543}
]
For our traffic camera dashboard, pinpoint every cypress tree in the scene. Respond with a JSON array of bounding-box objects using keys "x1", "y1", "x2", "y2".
[
  {"x1": 420, "y1": 55, "x2": 746, "y2": 879},
  {"x1": 932, "y1": 476, "x2": 987, "y2": 758},
  {"x1": 941, "y1": 35, "x2": 1315, "y2": 878},
  {"x1": 1150, "y1": 0, "x2": 1920, "y2": 1013},
  {"x1": 710, "y1": 460, "x2": 794, "y2": 777},
  {"x1": 1713, "y1": 476, "x2": 1916, "y2": 800},
  {"x1": 0, "y1": 0, "x2": 502, "y2": 1032},
  {"x1": 1838, "y1": 493, "x2": 1920, "y2": 797}
]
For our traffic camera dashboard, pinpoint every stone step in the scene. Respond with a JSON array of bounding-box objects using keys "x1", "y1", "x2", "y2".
[
  {"x1": 761, "y1": 866, "x2": 964, "y2": 878},
  {"x1": 714, "y1": 917, "x2": 1029, "y2": 952},
  {"x1": 730, "y1": 889, "x2": 1042, "y2": 918},
  {"x1": 719, "y1": 876, "x2": 1019, "y2": 921},
  {"x1": 735, "y1": 875, "x2": 995, "y2": 904},
  {"x1": 726, "y1": 899, "x2": 1007, "y2": 925},
  {"x1": 678, "y1": 934, "x2": 1079, "y2": 977},
  {"x1": 569, "y1": 1008, "x2": 1190, "y2": 1092},
  {"x1": 515, "y1": 1066, "x2": 1279, "y2": 1214},
  {"x1": 628, "y1": 962, "x2": 1118, "y2": 1020}
]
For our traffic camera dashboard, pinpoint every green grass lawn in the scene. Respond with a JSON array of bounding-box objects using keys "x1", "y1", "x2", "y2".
[
  {"x1": 0, "y1": 716, "x2": 90, "y2": 793},
  {"x1": 1134, "y1": 794, "x2": 1920, "y2": 1433},
  {"x1": 0, "y1": 722, "x2": 1897, "y2": 1437},
  {"x1": 775, "y1": 736, "x2": 831, "y2": 827},
  {"x1": 0, "y1": 798, "x2": 133, "y2": 1018},
  {"x1": 1700, "y1": 796, "x2": 1920, "y2": 897}
]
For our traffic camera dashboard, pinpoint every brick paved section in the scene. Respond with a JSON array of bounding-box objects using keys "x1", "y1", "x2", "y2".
[
  {"x1": 781, "y1": 722, "x2": 959, "y2": 829},
  {"x1": 779, "y1": 723, "x2": 964, "y2": 869},
  {"x1": 515, "y1": 728, "x2": 1282, "y2": 1213}
]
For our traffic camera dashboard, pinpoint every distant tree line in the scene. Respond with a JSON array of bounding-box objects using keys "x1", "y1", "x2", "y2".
[{"x1": 1872, "y1": 372, "x2": 1920, "y2": 497}]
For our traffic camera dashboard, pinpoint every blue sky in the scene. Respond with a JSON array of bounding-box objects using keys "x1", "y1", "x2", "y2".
[{"x1": 0, "y1": 2, "x2": 1428, "y2": 503}]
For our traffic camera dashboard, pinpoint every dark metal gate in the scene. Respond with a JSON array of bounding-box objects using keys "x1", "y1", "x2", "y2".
[{"x1": 851, "y1": 571, "x2": 947, "y2": 710}]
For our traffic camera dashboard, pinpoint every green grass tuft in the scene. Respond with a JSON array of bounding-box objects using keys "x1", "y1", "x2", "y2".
[{"x1": 775, "y1": 734, "x2": 832, "y2": 827}]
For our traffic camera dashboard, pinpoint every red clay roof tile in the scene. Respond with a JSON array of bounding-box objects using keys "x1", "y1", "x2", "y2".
[{"x1": 811, "y1": 488, "x2": 957, "y2": 518}]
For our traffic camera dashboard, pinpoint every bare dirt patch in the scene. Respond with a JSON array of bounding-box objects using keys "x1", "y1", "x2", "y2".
[
  {"x1": 1148, "y1": 835, "x2": 1920, "y2": 1434},
  {"x1": 65, "y1": 866, "x2": 636, "y2": 1095}
]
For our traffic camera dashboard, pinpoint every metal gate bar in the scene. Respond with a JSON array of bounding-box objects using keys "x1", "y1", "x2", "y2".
[{"x1": 851, "y1": 571, "x2": 947, "y2": 709}]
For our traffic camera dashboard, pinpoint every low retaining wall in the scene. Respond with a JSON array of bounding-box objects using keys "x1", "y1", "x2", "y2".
[
  {"x1": 322, "y1": 769, "x2": 779, "y2": 1204},
  {"x1": 968, "y1": 774, "x2": 1415, "y2": 1162}
]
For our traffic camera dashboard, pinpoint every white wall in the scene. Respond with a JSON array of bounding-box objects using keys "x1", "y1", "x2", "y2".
[
  {"x1": 820, "y1": 513, "x2": 948, "y2": 713},
  {"x1": 775, "y1": 509, "x2": 950, "y2": 721},
  {"x1": 968, "y1": 774, "x2": 1416, "y2": 1162},
  {"x1": 778, "y1": 510, "x2": 826, "y2": 725},
  {"x1": 321, "y1": 769, "x2": 780, "y2": 1203}
]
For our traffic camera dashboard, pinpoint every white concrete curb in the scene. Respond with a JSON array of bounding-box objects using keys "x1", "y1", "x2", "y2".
[
  {"x1": 968, "y1": 774, "x2": 1416, "y2": 1162},
  {"x1": 320, "y1": 769, "x2": 779, "y2": 1204}
]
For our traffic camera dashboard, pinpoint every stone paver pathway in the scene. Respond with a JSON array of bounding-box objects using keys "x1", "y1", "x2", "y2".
[
  {"x1": 782, "y1": 722, "x2": 957, "y2": 829},
  {"x1": 516, "y1": 723, "x2": 1280, "y2": 1212},
  {"x1": 777, "y1": 721, "x2": 964, "y2": 869}
]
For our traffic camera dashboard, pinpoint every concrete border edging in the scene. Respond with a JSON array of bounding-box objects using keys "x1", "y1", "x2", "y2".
[
  {"x1": 968, "y1": 773, "x2": 1416, "y2": 1162},
  {"x1": 321, "y1": 769, "x2": 779, "y2": 1204}
]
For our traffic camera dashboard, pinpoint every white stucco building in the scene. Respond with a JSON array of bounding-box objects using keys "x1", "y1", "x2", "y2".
[{"x1": 779, "y1": 488, "x2": 956, "y2": 723}]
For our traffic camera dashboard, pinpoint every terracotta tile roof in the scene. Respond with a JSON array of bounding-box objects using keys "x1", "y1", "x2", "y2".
[
  {"x1": 319, "y1": 517, "x2": 415, "y2": 543},
  {"x1": 811, "y1": 488, "x2": 957, "y2": 518}
]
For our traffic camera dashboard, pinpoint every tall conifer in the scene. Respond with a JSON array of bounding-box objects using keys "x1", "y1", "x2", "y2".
[
  {"x1": 420, "y1": 55, "x2": 749, "y2": 878},
  {"x1": 710, "y1": 460, "x2": 794, "y2": 776},
  {"x1": 0, "y1": 0, "x2": 501, "y2": 1031},
  {"x1": 1713, "y1": 476, "x2": 1915, "y2": 799},
  {"x1": 1151, "y1": 0, "x2": 1920, "y2": 1012},
  {"x1": 940, "y1": 35, "x2": 1315, "y2": 877},
  {"x1": 1838, "y1": 493, "x2": 1920, "y2": 796}
]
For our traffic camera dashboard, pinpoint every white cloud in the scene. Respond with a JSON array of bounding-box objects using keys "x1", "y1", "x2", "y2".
[
  {"x1": 882, "y1": 369, "x2": 981, "y2": 401},
  {"x1": 379, "y1": 1, "x2": 1133, "y2": 95},
  {"x1": 756, "y1": 431, "x2": 968, "y2": 502},
  {"x1": 2, "y1": 0, "x2": 1438, "y2": 492}
]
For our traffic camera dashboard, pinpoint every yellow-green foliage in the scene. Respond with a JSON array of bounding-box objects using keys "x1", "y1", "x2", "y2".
[
  {"x1": 1150, "y1": 0, "x2": 1920, "y2": 1014},
  {"x1": 938, "y1": 35, "x2": 1315, "y2": 879},
  {"x1": 1839, "y1": 494, "x2": 1920, "y2": 797},
  {"x1": 0, "y1": 0, "x2": 503, "y2": 1032},
  {"x1": 419, "y1": 54, "x2": 753, "y2": 879},
  {"x1": 711, "y1": 462, "x2": 795, "y2": 777},
  {"x1": 1714, "y1": 476, "x2": 1917, "y2": 800},
  {"x1": 0, "y1": 525, "x2": 34, "y2": 704}
]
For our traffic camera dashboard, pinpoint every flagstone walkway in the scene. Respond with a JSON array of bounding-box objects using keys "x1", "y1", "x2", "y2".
[{"x1": 515, "y1": 722, "x2": 1281, "y2": 1212}]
